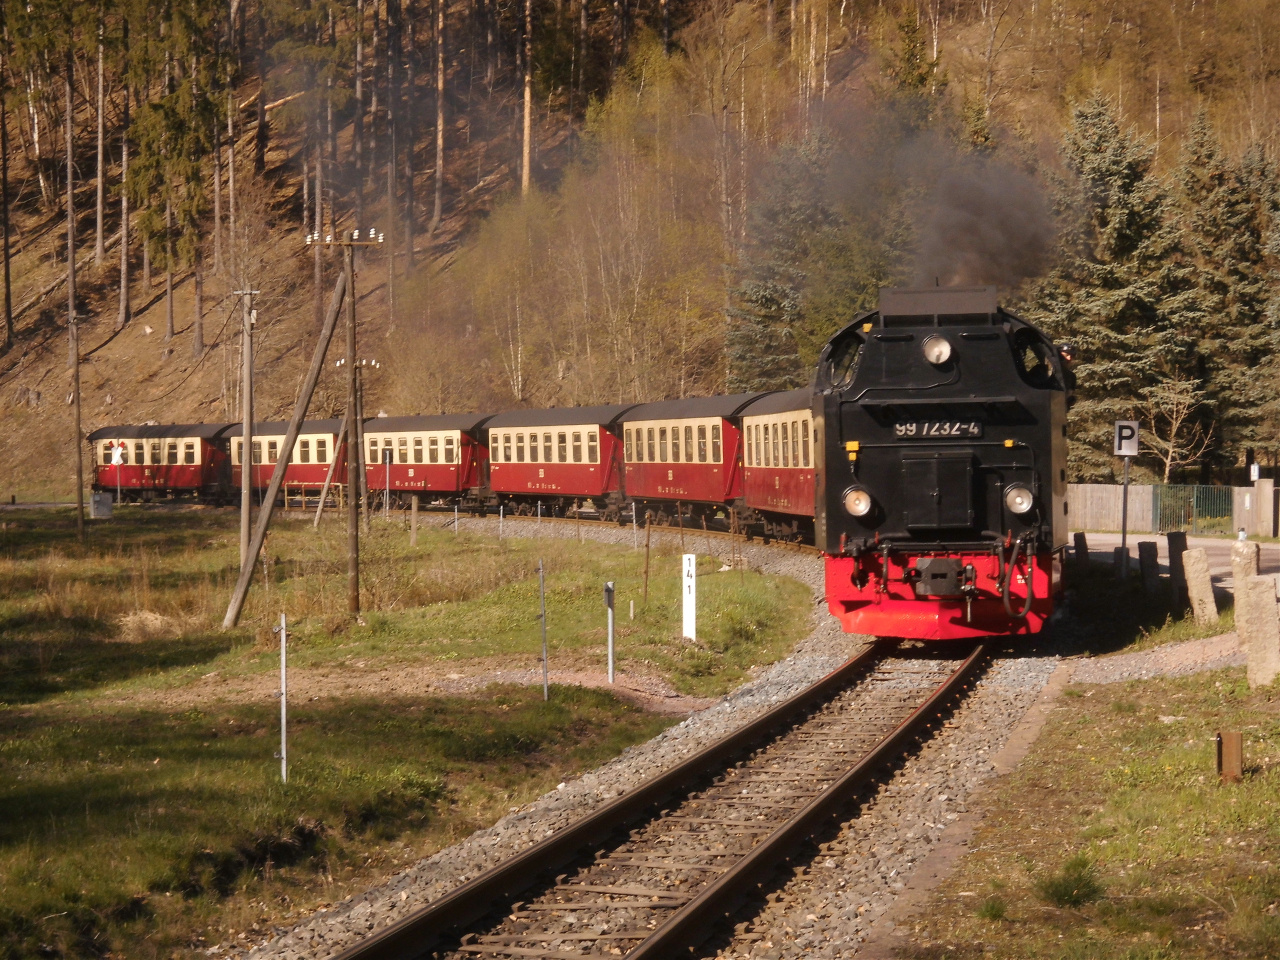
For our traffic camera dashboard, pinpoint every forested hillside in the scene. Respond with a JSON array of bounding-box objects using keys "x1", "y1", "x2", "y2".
[{"x1": 0, "y1": 0, "x2": 1278, "y2": 497}]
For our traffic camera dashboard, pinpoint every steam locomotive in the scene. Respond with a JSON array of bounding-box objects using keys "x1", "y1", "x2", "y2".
[{"x1": 815, "y1": 287, "x2": 1071, "y2": 640}]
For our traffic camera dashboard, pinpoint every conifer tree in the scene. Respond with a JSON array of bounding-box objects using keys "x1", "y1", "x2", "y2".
[
  {"x1": 726, "y1": 281, "x2": 804, "y2": 392},
  {"x1": 1028, "y1": 94, "x2": 1204, "y2": 481}
]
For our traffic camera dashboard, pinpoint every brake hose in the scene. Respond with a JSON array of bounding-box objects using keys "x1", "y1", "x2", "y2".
[{"x1": 1001, "y1": 536, "x2": 1035, "y2": 619}]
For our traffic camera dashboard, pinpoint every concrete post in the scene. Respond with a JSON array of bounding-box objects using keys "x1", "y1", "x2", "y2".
[
  {"x1": 1137, "y1": 541, "x2": 1160, "y2": 591},
  {"x1": 1073, "y1": 531, "x2": 1088, "y2": 563},
  {"x1": 1238, "y1": 575, "x2": 1280, "y2": 688},
  {"x1": 1113, "y1": 546, "x2": 1130, "y2": 576},
  {"x1": 1231, "y1": 539, "x2": 1260, "y2": 587},
  {"x1": 1166, "y1": 531, "x2": 1189, "y2": 599},
  {"x1": 1183, "y1": 547, "x2": 1218, "y2": 626},
  {"x1": 1257, "y1": 479, "x2": 1276, "y2": 538}
]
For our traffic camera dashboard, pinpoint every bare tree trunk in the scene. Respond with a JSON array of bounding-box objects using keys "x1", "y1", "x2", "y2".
[
  {"x1": 2, "y1": 83, "x2": 11, "y2": 351},
  {"x1": 94, "y1": 16, "x2": 105, "y2": 267},
  {"x1": 164, "y1": 195, "x2": 174, "y2": 341},
  {"x1": 790, "y1": 0, "x2": 797, "y2": 56},
  {"x1": 193, "y1": 249, "x2": 204, "y2": 356},
  {"x1": 314, "y1": 150, "x2": 322, "y2": 330},
  {"x1": 65, "y1": 54, "x2": 76, "y2": 369},
  {"x1": 255, "y1": 10, "x2": 267, "y2": 173},
  {"x1": 403, "y1": 0, "x2": 414, "y2": 270},
  {"x1": 766, "y1": 0, "x2": 775, "y2": 43},
  {"x1": 302, "y1": 157, "x2": 310, "y2": 232},
  {"x1": 660, "y1": 0, "x2": 669, "y2": 52},
  {"x1": 386, "y1": 0, "x2": 400, "y2": 317},
  {"x1": 143, "y1": 239, "x2": 151, "y2": 289},
  {"x1": 212, "y1": 120, "x2": 222, "y2": 273},
  {"x1": 227, "y1": 91, "x2": 236, "y2": 278},
  {"x1": 522, "y1": 0, "x2": 532, "y2": 195},
  {"x1": 116, "y1": 77, "x2": 129, "y2": 331},
  {"x1": 354, "y1": 0, "x2": 365, "y2": 230},
  {"x1": 428, "y1": 0, "x2": 444, "y2": 235}
]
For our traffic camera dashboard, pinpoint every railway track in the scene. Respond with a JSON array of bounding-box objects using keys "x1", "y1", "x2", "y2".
[{"x1": 331, "y1": 640, "x2": 988, "y2": 960}]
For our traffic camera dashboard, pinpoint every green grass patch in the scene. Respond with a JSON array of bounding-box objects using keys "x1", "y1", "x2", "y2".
[
  {"x1": 0, "y1": 686, "x2": 670, "y2": 959},
  {"x1": 904, "y1": 670, "x2": 1280, "y2": 959}
]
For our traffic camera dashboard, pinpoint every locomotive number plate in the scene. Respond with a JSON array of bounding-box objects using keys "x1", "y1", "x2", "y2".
[{"x1": 894, "y1": 420, "x2": 983, "y2": 439}]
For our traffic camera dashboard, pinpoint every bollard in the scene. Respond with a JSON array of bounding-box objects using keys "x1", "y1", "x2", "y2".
[
  {"x1": 1231, "y1": 539, "x2": 1260, "y2": 587},
  {"x1": 273, "y1": 613, "x2": 288, "y2": 783},
  {"x1": 410, "y1": 494, "x2": 419, "y2": 547},
  {"x1": 1238, "y1": 575, "x2": 1280, "y2": 688},
  {"x1": 1182, "y1": 547, "x2": 1218, "y2": 626},
  {"x1": 1167, "y1": 531, "x2": 1189, "y2": 598},
  {"x1": 604, "y1": 581, "x2": 615, "y2": 683},
  {"x1": 1138, "y1": 541, "x2": 1160, "y2": 591},
  {"x1": 1073, "y1": 531, "x2": 1089, "y2": 563},
  {"x1": 1217, "y1": 731, "x2": 1243, "y2": 783}
]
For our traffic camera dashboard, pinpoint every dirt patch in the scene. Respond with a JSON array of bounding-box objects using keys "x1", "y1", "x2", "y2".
[
  {"x1": 114, "y1": 610, "x2": 182, "y2": 643},
  {"x1": 1071, "y1": 631, "x2": 1244, "y2": 684},
  {"x1": 98, "y1": 659, "x2": 718, "y2": 716}
]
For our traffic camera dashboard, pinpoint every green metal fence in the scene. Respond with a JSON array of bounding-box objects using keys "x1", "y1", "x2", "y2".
[{"x1": 1152, "y1": 484, "x2": 1234, "y2": 535}]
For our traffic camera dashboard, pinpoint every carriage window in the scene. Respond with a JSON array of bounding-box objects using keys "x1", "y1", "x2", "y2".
[
  {"x1": 317, "y1": 439, "x2": 328, "y2": 464},
  {"x1": 743, "y1": 429, "x2": 751, "y2": 469},
  {"x1": 150, "y1": 442, "x2": 160, "y2": 464},
  {"x1": 445, "y1": 436, "x2": 456, "y2": 463},
  {"x1": 252, "y1": 441, "x2": 262, "y2": 465},
  {"x1": 397, "y1": 437, "x2": 408, "y2": 464},
  {"x1": 572, "y1": 431, "x2": 583, "y2": 463},
  {"x1": 543, "y1": 433, "x2": 553, "y2": 463},
  {"x1": 101, "y1": 444, "x2": 112, "y2": 465},
  {"x1": 268, "y1": 441, "x2": 279, "y2": 463},
  {"x1": 802, "y1": 420, "x2": 810, "y2": 467},
  {"x1": 413, "y1": 437, "x2": 423, "y2": 463},
  {"x1": 659, "y1": 427, "x2": 668, "y2": 462},
  {"x1": 792, "y1": 421, "x2": 800, "y2": 466},
  {"x1": 625, "y1": 428, "x2": 634, "y2": 461},
  {"x1": 772, "y1": 424, "x2": 780, "y2": 467},
  {"x1": 697, "y1": 425, "x2": 707, "y2": 463},
  {"x1": 781, "y1": 423, "x2": 790, "y2": 467},
  {"x1": 558, "y1": 432, "x2": 568, "y2": 463},
  {"x1": 529, "y1": 433, "x2": 539, "y2": 461},
  {"x1": 502, "y1": 434, "x2": 512, "y2": 463},
  {"x1": 670, "y1": 426, "x2": 680, "y2": 463},
  {"x1": 684, "y1": 425, "x2": 693, "y2": 462},
  {"x1": 712, "y1": 424, "x2": 722, "y2": 463},
  {"x1": 135, "y1": 442, "x2": 145, "y2": 464},
  {"x1": 754, "y1": 425, "x2": 762, "y2": 466},
  {"x1": 167, "y1": 443, "x2": 179, "y2": 465},
  {"x1": 516, "y1": 433, "x2": 526, "y2": 463},
  {"x1": 647, "y1": 428, "x2": 656, "y2": 463},
  {"x1": 184, "y1": 442, "x2": 196, "y2": 465},
  {"x1": 587, "y1": 431, "x2": 598, "y2": 463},
  {"x1": 369, "y1": 438, "x2": 379, "y2": 463},
  {"x1": 236, "y1": 441, "x2": 243, "y2": 465},
  {"x1": 299, "y1": 440, "x2": 311, "y2": 464},
  {"x1": 763, "y1": 425, "x2": 771, "y2": 466}
]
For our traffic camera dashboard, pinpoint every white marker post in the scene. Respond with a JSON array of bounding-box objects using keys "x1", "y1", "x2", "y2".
[
  {"x1": 1114, "y1": 421, "x2": 1140, "y2": 577},
  {"x1": 274, "y1": 612, "x2": 288, "y2": 783},
  {"x1": 682, "y1": 554, "x2": 696, "y2": 641},
  {"x1": 604, "y1": 581, "x2": 615, "y2": 683}
]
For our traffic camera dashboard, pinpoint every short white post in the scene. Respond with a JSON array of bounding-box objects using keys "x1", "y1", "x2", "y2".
[
  {"x1": 539, "y1": 559, "x2": 549, "y2": 701},
  {"x1": 454, "y1": 502, "x2": 459, "y2": 534},
  {"x1": 604, "y1": 581, "x2": 616, "y2": 683},
  {"x1": 632, "y1": 502, "x2": 638, "y2": 549},
  {"x1": 629, "y1": 599, "x2": 634, "y2": 621},
  {"x1": 682, "y1": 554, "x2": 696, "y2": 641},
  {"x1": 538, "y1": 500, "x2": 542, "y2": 523},
  {"x1": 500, "y1": 504, "x2": 504, "y2": 539},
  {"x1": 275, "y1": 612, "x2": 288, "y2": 783}
]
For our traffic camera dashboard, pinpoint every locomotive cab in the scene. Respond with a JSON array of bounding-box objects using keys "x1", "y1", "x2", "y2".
[{"x1": 816, "y1": 286, "x2": 1070, "y2": 640}]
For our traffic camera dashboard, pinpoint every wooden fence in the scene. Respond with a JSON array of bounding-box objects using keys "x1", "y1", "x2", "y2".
[{"x1": 1067, "y1": 480, "x2": 1277, "y2": 537}]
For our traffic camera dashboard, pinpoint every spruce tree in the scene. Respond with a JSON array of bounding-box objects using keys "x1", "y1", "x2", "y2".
[
  {"x1": 1176, "y1": 113, "x2": 1275, "y2": 463},
  {"x1": 1028, "y1": 94, "x2": 1204, "y2": 481},
  {"x1": 726, "y1": 281, "x2": 804, "y2": 392}
]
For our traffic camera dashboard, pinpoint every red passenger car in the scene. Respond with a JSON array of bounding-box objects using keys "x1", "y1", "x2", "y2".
[
  {"x1": 485, "y1": 405, "x2": 636, "y2": 518},
  {"x1": 363, "y1": 413, "x2": 493, "y2": 505},
  {"x1": 618, "y1": 394, "x2": 765, "y2": 526},
  {"x1": 225, "y1": 420, "x2": 345, "y2": 495},
  {"x1": 88, "y1": 423, "x2": 233, "y2": 501},
  {"x1": 740, "y1": 389, "x2": 817, "y2": 540}
]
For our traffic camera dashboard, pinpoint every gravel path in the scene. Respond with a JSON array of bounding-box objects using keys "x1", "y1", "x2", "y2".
[{"x1": 1070, "y1": 631, "x2": 1245, "y2": 684}]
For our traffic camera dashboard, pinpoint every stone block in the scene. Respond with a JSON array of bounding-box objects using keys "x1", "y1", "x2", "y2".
[
  {"x1": 1073, "y1": 531, "x2": 1088, "y2": 562},
  {"x1": 1138, "y1": 541, "x2": 1160, "y2": 591},
  {"x1": 1238, "y1": 575, "x2": 1280, "y2": 688},
  {"x1": 1232, "y1": 539, "x2": 1260, "y2": 587},
  {"x1": 1166, "y1": 531, "x2": 1188, "y2": 588},
  {"x1": 1183, "y1": 547, "x2": 1218, "y2": 626}
]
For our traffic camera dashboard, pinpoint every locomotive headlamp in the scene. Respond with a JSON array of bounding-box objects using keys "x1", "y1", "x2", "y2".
[
  {"x1": 843, "y1": 487, "x2": 873, "y2": 517},
  {"x1": 922, "y1": 335, "x2": 952, "y2": 365},
  {"x1": 1004, "y1": 484, "x2": 1035, "y2": 515}
]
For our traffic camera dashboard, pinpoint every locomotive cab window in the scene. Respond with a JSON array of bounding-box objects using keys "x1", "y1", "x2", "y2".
[
  {"x1": 1011, "y1": 328, "x2": 1059, "y2": 389},
  {"x1": 588, "y1": 431, "x2": 598, "y2": 463},
  {"x1": 825, "y1": 332, "x2": 864, "y2": 389},
  {"x1": 572, "y1": 432, "x2": 583, "y2": 463},
  {"x1": 299, "y1": 440, "x2": 311, "y2": 464},
  {"x1": 625, "y1": 428, "x2": 634, "y2": 461},
  {"x1": 317, "y1": 440, "x2": 328, "y2": 464}
]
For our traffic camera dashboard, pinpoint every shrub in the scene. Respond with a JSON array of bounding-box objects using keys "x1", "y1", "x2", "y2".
[
  {"x1": 976, "y1": 895, "x2": 1008, "y2": 920},
  {"x1": 1036, "y1": 853, "x2": 1105, "y2": 907}
]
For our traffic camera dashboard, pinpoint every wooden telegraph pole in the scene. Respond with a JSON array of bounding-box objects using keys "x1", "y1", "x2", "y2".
[{"x1": 233, "y1": 289, "x2": 258, "y2": 570}]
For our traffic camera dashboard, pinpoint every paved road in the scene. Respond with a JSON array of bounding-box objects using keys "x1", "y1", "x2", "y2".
[{"x1": 1079, "y1": 531, "x2": 1280, "y2": 595}]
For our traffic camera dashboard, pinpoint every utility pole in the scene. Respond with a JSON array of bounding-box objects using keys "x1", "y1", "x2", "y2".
[
  {"x1": 234, "y1": 289, "x2": 259, "y2": 570},
  {"x1": 67, "y1": 48, "x2": 83, "y2": 542},
  {"x1": 309, "y1": 228, "x2": 383, "y2": 614}
]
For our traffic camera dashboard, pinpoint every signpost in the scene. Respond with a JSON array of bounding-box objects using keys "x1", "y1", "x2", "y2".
[
  {"x1": 1114, "y1": 421, "x2": 1140, "y2": 575},
  {"x1": 682, "y1": 554, "x2": 696, "y2": 641}
]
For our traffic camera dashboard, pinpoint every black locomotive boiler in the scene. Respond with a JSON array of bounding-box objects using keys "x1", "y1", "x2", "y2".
[{"x1": 814, "y1": 287, "x2": 1072, "y2": 640}]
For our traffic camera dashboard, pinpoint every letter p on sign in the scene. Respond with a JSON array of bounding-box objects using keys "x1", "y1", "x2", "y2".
[{"x1": 1114, "y1": 421, "x2": 1140, "y2": 457}]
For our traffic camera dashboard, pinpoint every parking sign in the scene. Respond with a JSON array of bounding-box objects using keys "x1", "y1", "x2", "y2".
[{"x1": 1114, "y1": 421, "x2": 1140, "y2": 457}]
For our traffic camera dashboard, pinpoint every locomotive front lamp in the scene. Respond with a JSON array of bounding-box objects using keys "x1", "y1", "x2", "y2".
[
  {"x1": 843, "y1": 487, "x2": 873, "y2": 517},
  {"x1": 922, "y1": 335, "x2": 952, "y2": 365},
  {"x1": 1004, "y1": 484, "x2": 1034, "y2": 515}
]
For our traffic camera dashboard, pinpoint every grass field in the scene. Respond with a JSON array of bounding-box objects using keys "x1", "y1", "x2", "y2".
[{"x1": 0, "y1": 507, "x2": 812, "y2": 959}]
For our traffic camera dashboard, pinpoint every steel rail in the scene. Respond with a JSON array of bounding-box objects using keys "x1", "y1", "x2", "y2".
[{"x1": 331, "y1": 642, "x2": 893, "y2": 960}]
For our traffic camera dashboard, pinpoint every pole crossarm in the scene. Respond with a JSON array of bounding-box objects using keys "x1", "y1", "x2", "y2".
[{"x1": 222, "y1": 270, "x2": 349, "y2": 629}]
